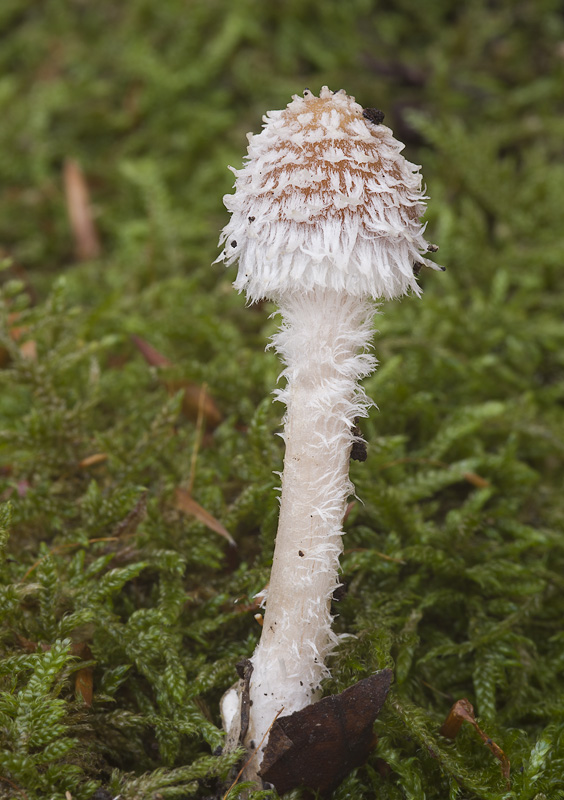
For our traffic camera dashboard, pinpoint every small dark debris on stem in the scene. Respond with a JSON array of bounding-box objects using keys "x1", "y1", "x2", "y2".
[{"x1": 351, "y1": 421, "x2": 368, "y2": 462}]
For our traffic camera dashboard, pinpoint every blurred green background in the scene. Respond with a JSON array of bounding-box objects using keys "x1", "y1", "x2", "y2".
[{"x1": 0, "y1": 1, "x2": 563, "y2": 799}]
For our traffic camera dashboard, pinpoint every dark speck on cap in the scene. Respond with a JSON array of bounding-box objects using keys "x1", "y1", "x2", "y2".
[{"x1": 363, "y1": 108, "x2": 385, "y2": 125}]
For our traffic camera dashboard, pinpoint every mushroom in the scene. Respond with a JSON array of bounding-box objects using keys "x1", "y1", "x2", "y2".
[{"x1": 217, "y1": 86, "x2": 440, "y2": 778}]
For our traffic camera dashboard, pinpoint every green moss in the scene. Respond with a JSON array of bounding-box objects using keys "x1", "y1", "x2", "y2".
[{"x1": 0, "y1": 0, "x2": 563, "y2": 797}]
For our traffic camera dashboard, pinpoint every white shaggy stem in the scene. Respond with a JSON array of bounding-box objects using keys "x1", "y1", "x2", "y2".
[{"x1": 245, "y1": 289, "x2": 376, "y2": 759}]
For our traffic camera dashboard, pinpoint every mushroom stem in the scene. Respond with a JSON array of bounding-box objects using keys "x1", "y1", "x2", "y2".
[{"x1": 245, "y1": 288, "x2": 376, "y2": 759}]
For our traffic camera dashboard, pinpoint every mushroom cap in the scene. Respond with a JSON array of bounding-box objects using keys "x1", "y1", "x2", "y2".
[{"x1": 218, "y1": 87, "x2": 437, "y2": 302}]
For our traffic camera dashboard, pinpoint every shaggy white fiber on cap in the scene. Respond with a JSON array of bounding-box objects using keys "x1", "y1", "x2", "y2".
[{"x1": 217, "y1": 86, "x2": 437, "y2": 301}]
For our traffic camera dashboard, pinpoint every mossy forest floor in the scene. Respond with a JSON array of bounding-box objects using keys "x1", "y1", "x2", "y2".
[{"x1": 1, "y1": 2, "x2": 563, "y2": 798}]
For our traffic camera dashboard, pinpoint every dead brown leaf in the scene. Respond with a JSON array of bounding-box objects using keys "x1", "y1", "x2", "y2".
[
  {"x1": 72, "y1": 642, "x2": 94, "y2": 706},
  {"x1": 1, "y1": 316, "x2": 26, "y2": 367},
  {"x1": 63, "y1": 158, "x2": 101, "y2": 261},
  {"x1": 131, "y1": 334, "x2": 222, "y2": 429},
  {"x1": 131, "y1": 334, "x2": 172, "y2": 368},
  {"x1": 9, "y1": 325, "x2": 27, "y2": 342},
  {"x1": 14, "y1": 638, "x2": 94, "y2": 706},
  {"x1": 15, "y1": 635, "x2": 49, "y2": 653},
  {"x1": 74, "y1": 666, "x2": 94, "y2": 706},
  {"x1": 19, "y1": 340, "x2": 37, "y2": 361},
  {"x1": 175, "y1": 488, "x2": 236, "y2": 547},
  {"x1": 343, "y1": 500, "x2": 356, "y2": 524},
  {"x1": 168, "y1": 379, "x2": 222, "y2": 430},
  {"x1": 463, "y1": 472, "x2": 491, "y2": 488},
  {"x1": 79, "y1": 453, "x2": 108, "y2": 468},
  {"x1": 0, "y1": 774, "x2": 29, "y2": 799},
  {"x1": 440, "y1": 698, "x2": 510, "y2": 787}
]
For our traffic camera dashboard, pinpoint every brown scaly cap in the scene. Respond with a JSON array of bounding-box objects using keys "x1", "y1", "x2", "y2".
[{"x1": 217, "y1": 87, "x2": 439, "y2": 301}]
